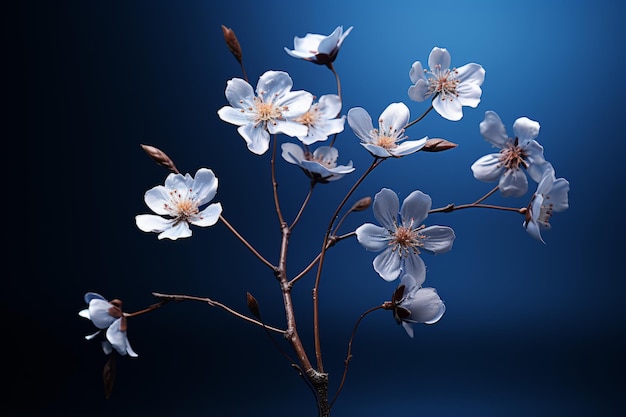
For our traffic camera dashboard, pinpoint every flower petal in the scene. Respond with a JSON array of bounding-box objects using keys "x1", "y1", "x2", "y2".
[
  {"x1": 355, "y1": 223, "x2": 391, "y2": 252},
  {"x1": 135, "y1": 214, "x2": 174, "y2": 234},
  {"x1": 499, "y1": 169, "x2": 528, "y2": 198},
  {"x1": 373, "y1": 248, "x2": 402, "y2": 282},
  {"x1": 400, "y1": 190, "x2": 431, "y2": 226},
  {"x1": 471, "y1": 154, "x2": 505, "y2": 182},
  {"x1": 347, "y1": 107, "x2": 375, "y2": 143},
  {"x1": 238, "y1": 123, "x2": 271, "y2": 155},
  {"x1": 513, "y1": 117, "x2": 540, "y2": 142},
  {"x1": 402, "y1": 287, "x2": 446, "y2": 324},
  {"x1": 402, "y1": 254, "x2": 426, "y2": 287},
  {"x1": 479, "y1": 111, "x2": 509, "y2": 148},
  {"x1": 421, "y1": 226, "x2": 455, "y2": 254},
  {"x1": 379, "y1": 102, "x2": 410, "y2": 132},
  {"x1": 373, "y1": 188, "x2": 400, "y2": 230},
  {"x1": 158, "y1": 221, "x2": 192, "y2": 240},
  {"x1": 433, "y1": 96, "x2": 463, "y2": 121},
  {"x1": 192, "y1": 168, "x2": 218, "y2": 206},
  {"x1": 191, "y1": 202, "x2": 222, "y2": 227},
  {"x1": 390, "y1": 137, "x2": 427, "y2": 156},
  {"x1": 428, "y1": 47, "x2": 451, "y2": 70}
]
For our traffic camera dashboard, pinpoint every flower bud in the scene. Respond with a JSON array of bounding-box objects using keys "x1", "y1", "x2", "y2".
[
  {"x1": 221, "y1": 25, "x2": 242, "y2": 65},
  {"x1": 140, "y1": 144, "x2": 179, "y2": 174},
  {"x1": 421, "y1": 138, "x2": 458, "y2": 152},
  {"x1": 246, "y1": 292, "x2": 261, "y2": 319},
  {"x1": 350, "y1": 196, "x2": 372, "y2": 212}
]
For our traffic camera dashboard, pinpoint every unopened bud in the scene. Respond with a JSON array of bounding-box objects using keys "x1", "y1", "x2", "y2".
[
  {"x1": 246, "y1": 292, "x2": 261, "y2": 319},
  {"x1": 350, "y1": 196, "x2": 372, "y2": 212},
  {"x1": 221, "y1": 25, "x2": 242, "y2": 64},
  {"x1": 140, "y1": 144, "x2": 179, "y2": 174},
  {"x1": 421, "y1": 138, "x2": 458, "y2": 152}
]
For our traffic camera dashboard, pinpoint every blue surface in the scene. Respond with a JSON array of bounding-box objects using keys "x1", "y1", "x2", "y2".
[{"x1": 19, "y1": 0, "x2": 625, "y2": 415}]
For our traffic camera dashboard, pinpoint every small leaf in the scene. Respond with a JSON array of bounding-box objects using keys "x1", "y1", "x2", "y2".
[
  {"x1": 421, "y1": 138, "x2": 458, "y2": 152},
  {"x1": 246, "y1": 292, "x2": 261, "y2": 319},
  {"x1": 103, "y1": 354, "x2": 116, "y2": 400},
  {"x1": 391, "y1": 285, "x2": 406, "y2": 304},
  {"x1": 396, "y1": 306, "x2": 411, "y2": 320},
  {"x1": 140, "y1": 144, "x2": 180, "y2": 174}
]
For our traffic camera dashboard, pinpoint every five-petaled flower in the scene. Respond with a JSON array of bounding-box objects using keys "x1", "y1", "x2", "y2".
[
  {"x1": 295, "y1": 94, "x2": 345, "y2": 145},
  {"x1": 347, "y1": 102, "x2": 427, "y2": 158},
  {"x1": 284, "y1": 25, "x2": 353, "y2": 67},
  {"x1": 217, "y1": 70, "x2": 313, "y2": 155},
  {"x1": 471, "y1": 111, "x2": 553, "y2": 197},
  {"x1": 135, "y1": 168, "x2": 222, "y2": 240},
  {"x1": 523, "y1": 166, "x2": 569, "y2": 243},
  {"x1": 281, "y1": 143, "x2": 354, "y2": 183},
  {"x1": 79, "y1": 292, "x2": 138, "y2": 357},
  {"x1": 388, "y1": 274, "x2": 446, "y2": 338},
  {"x1": 408, "y1": 47, "x2": 485, "y2": 121},
  {"x1": 355, "y1": 188, "x2": 455, "y2": 282}
]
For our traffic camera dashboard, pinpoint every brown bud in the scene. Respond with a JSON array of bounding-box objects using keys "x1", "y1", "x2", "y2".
[
  {"x1": 421, "y1": 138, "x2": 458, "y2": 152},
  {"x1": 221, "y1": 25, "x2": 242, "y2": 64},
  {"x1": 140, "y1": 144, "x2": 180, "y2": 174},
  {"x1": 350, "y1": 196, "x2": 372, "y2": 212},
  {"x1": 246, "y1": 292, "x2": 261, "y2": 319}
]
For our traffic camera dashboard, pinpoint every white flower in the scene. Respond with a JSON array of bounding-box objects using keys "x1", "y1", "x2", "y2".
[
  {"x1": 523, "y1": 167, "x2": 569, "y2": 243},
  {"x1": 217, "y1": 70, "x2": 313, "y2": 155},
  {"x1": 135, "y1": 168, "x2": 222, "y2": 240},
  {"x1": 355, "y1": 188, "x2": 455, "y2": 282},
  {"x1": 295, "y1": 94, "x2": 345, "y2": 145},
  {"x1": 347, "y1": 102, "x2": 427, "y2": 158},
  {"x1": 281, "y1": 143, "x2": 354, "y2": 182},
  {"x1": 284, "y1": 25, "x2": 353, "y2": 66},
  {"x1": 408, "y1": 47, "x2": 485, "y2": 121},
  {"x1": 79, "y1": 292, "x2": 138, "y2": 357},
  {"x1": 391, "y1": 274, "x2": 445, "y2": 338},
  {"x1": 471, "y1": 111, "x2": 553, "y2": 197}
]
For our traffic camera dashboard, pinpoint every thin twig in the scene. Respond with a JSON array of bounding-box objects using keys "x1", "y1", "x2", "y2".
[
  {"x1": 151, "y1": 292, "x2": 286, "y2": 334},
  {"x1": 290, "y1": 181, "x2": 315, "y2": 232},
  {"x1": 219, "y1": 215, "x2": 275, "y2": 270}
]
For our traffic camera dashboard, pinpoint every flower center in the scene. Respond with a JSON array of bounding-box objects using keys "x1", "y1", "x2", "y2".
[
  {"x1": 426, "y1": 64, "x2": 460, "y2": 101},
  {"x1": 164, "y1": 188, "x2": 200, "y2": 222},
  {"x1": 305, "y1": 151, "x2": 336, "y2": 168},
  {"x1": 372, "y1": 119, "x2": 407, "y2": 150},
  {"x1": 498, "y1": 138, "x2": 529, "y2": 171},
  {"x1": 537, "y1": 195, "x2": 554, "y2": 227},
  {"x1": 390, "y1": 222, "x2": 425, "y2": 257},
  {"x1": 249, "y1": 92, "x2": 287, "y2": 127},
  {"x1": 297, "y1": 106, "x2": 319, "y2": 128}
]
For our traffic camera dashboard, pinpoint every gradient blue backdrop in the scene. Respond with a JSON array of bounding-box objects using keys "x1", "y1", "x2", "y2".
[{"x1": 18, "y1": 0, "x2": 625, "y2": 416}]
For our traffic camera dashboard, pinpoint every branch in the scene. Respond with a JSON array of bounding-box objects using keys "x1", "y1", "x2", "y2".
[{"x1": 219, "y1": 215, "x2": 276, "y2": 271}]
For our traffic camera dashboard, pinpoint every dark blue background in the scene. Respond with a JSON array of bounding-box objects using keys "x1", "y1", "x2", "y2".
[{"x1": 17, "y1": 0, "x2": 624, "y2": 416}]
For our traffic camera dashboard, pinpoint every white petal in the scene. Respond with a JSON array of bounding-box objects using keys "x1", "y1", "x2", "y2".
[
  {"x1": 390, "y1": 138, "x2": 427, "y2": 156},
  {"x1": 84, "y1": 330, "x2": 101, "y2": 340},
  {"x1": 400, "y1": 190, "x2": 431, "y2": 226},
  {"x1": 373, "y1": 188, "x2": 399, "y2": 230},
  {"x1": 191, "y1": 202, "x2": 222, "y2": 227},
  {"x1": 455, "y1": 63, "x2": 485, "y2": 87},
  {"x1": 471, "y1": 154, "x2": 505, "y2": 182},
  {"x1": 279, "y1": 91, "x2": 314, "y2": 118},
  {"x1": 224, "y1": 78, "x2": 255, "y2": 108},
  {"x1": 347, "y1": 107, "x2": 375, "y2": 143},
  {"x1": 549, "y1": 178, "x2": 570, "y2": 212},
  {"x1": 238, "y1": 123, "x2": 270, "y2": 155},
  {"x1": 158, "y1": 221, "x2": 192, "y2": 240},
  {"x1": 524, "y1": 218, "x2": 545, "y2": 243},
  {"x1": 135, "y1": 214, "x2": 173, "y2": 234},
  {"x1": 270, "y1": 119, "x2": 308, "y2": 138},
  {"x1": 217, "y1": 106, "x2": 251, "y2": 126},
  {"x1": 479, "y1": 111, "x2": 509, "y2": 148},
  {"x1": 78, "y1": 309, "x2": 90, "y2": 319},
  {"x1": 408, "y1": 79, "x2": 429, "y2": 102},
  {"x1": 433, "y1": 96, "x2": 463, "y2": 121},
  {"x1": 513, "y1": 117, "x2": 540, "y2": 142},
  {"x1": 409, "y1": 61, "x2": 426, "y2": 84},
  {"x1": 317, "y1": 94, "x2": 342, "y2": 118},
  {"x1": 421, "y1": 226, "x2": 455, "y2": 254},
  {"x1": 281, "y1": 142, "x2": 305, "y2": 165},
  {"x1": 361, "y1": 143, "x2": 391, "y2": 157},
  {"x1": 373, "y1": 248, "x2": 402, "y2": 282},
  {"x1": 402, "y1": 287, "x2": 446, "y2": 324},
  {"x1": 284, "y1": 48, "x2": 315, "y2": 59},
  {"x1": 499, "y1": 169, "x2": 528, "y2": 198},
  {"x1": 355, "y1": 223, "x2": 391, "y2": 252},
  {"x1": 84, "y1": 292, "x2": 105, "y2": 304},
  {"x1": 88, "y1": 299, "x2": 116, "y2": 329},
  {"x1": 192, "y1": 168, "x2": 218, "y2": 206},
  {"x1": 401, "y1": 322, "x2": 415, "y2": 338},
  {"x1": 257, "y1": 71, "x2": 293, "y2": 98},
  {"x1": 143, "y1": 186, "x2": 171, "y2": 215},
  {"x1": 379, "y1": 102, "x2": 410, "y2": 132},
  {"x1": 428, "y1": 47, "x2": 451, "y2": 70},
  {"x1": 402, "y1": 254, "x2": 426, "y2": 287}
]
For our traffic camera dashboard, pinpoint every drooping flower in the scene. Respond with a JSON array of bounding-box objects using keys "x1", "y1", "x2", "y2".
[
  {"x1": 390, "y1": 274, "x2": 445, "y2": 338},
  {"x1": 295, "y1": 94, "x2": 345, "y2": 145},
  {"x1": 281, "y1": 143, "x2": 354, "y2": 182},
  {"x1": 79, "y1": 292, "x2": 138, "y2": 357},
  {"x1": 217, "y1": 70, "x2": 313, "y2": 155},
  {"x1": 408, "y1": 47, "x2": 485, "y2": 121},
  {"x1": 355, "y1": 188, "x2": 455, "y2": 282},
  {"x1": 135, "y1": 168, "x2": 222, "y2": 240},
  {"x1": 471, "y1": 111, "x2": 553, "y2": 197},
  {"x1": 347, "y1": 103, "x2": 427, "y2": 158},
  {"x1": 523, "y1": 167, "x2": 569, "y2": 243},
  {"x1": 284, "y1": 25, "x2": 353, "y2": 66}
]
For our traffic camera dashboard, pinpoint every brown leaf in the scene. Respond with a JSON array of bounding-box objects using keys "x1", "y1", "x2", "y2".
[
  {"x1": 221, "y1": 25, "x2": 242, "y2": 64},
  {"x1": 140, "y1": 144, "x2": 180, "y2": 174},
  {"x1": 103, "y1": 354, "x2": 116, "y2": 400},
  {"x1": 421, "y1": 138, "x2": 458, "y2": 152}
]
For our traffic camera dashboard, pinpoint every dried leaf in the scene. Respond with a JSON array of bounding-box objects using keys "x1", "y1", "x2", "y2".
[
  {"x1": 140, "y1": 144, "x2": 179, "y2": 174},
  {"x1": 421, "y1": 138, "x2": 458, "y2": 152},
  {"x1": 103, "y1": 354, "x2": 116, "y2": 400},
  {"x1": 221, "y1": 25, "x2": 242, "y2": 64},
  {"x1": 246, "y1": 292, "x2": 261, "y2": 319}
]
